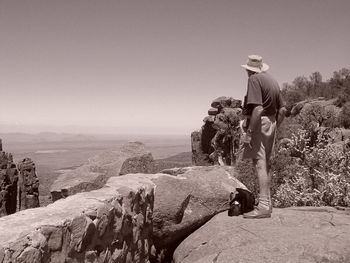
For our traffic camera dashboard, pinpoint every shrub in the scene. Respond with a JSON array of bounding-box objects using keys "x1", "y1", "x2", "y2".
[
  {"x1": 339, "y1": 102, "x2": 350, "y2": 128},
  {"x1": 272, "y1": 128, "x2": 350, "y2": 207}
]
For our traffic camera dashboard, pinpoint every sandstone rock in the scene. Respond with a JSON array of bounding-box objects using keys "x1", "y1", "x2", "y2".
[
  {"x1": 0, "y1": 151, "x2": 18, "y2": 217},
  {"x1": 153, "y1": 152, "x2": 192, "y2": 173},
  {"x1": 203, "y1": 115, "x2": 215, "y2": 123},
  {"x1": 50, "y1": 142, "x2": 153, "y2": 202},
  {"x1": 40, "y1": 226, "x2": 63, "y2": 251},
  {"x1": 173, "y1": 207, "x2": 350, "y2": 263},
  {"x1": 17, "y1": 158, "x2": 40, "y2": 210},
  {"x1": 211, "y1": 97, "x2": 242, "y2": 109},
  {"x1": 201, "y1": 122, "x2": 217, "y2": 155},
  {"x1": 119, "y1": 153, "x2": 156, "y2": 175},
  {"x1": 150, "y1": 166, "x2": 247, "y2": 258},
  {"x1": 69, "y1": 215, "x2": 95, "y2": 253},
  {"x1": 16, "y1": 246, "x2": 41, "y2": 263},
  {"x1": 0, "y1": 174, "x2": 156, "y2": 263},
  {"x1": 192, "y1": 97, "x2": 242, "y2": 166},
  {"x1": 191, "y1": 131, "x2": 210, "y2": 166},
  {"x1": 208, "y1": 108, "x2": 219, "y2": 116},
  {"x1": 0, "y1": 165, "x2": 252, "y2": 263}
]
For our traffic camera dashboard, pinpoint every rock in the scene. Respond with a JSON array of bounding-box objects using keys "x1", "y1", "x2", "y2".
[
  {"x1": 173, "y1": 207, "x2": 350, "y2": 263},
  {"x1": 211, "y1": 97, "x2": 242, "y2": 109},
  {"x1": 17, "y1": 158, "x2": 40, "y2": 210},
  {"x1": 40, "y1": 226, "x2": 63, "y2": 251},
  {"x1": 192, "y1": 97, "x2": 242, "y2": 166},
  {"x1": 151, "y1": 166, "x2": 247, "y2": 256},
  {"x1": 0, "y1": 174, "x2": 156, "y2": 263},
  {"x1": 203, "y1": 115, "x2": 215, "y2": 123},
  {"x1": 191, "y1": 131, "x2": 210, "y2": 166},
  {"x1": 119, "y1": 153, "x2": 156, "y2": 175},
  {"x1": 50, "y1": 142, "x2": 153, "y2": 201},
  {"x1": 208, "y1": 108, "x2": 219, "y2": 116},
  {"x1": 69, "y1": 215, "x2": 95, "y2": 253},
  {"x1": 16, "y1": 247, "x2": 41, "y2": 263},
  {"x1": 0, "y1": 151, "x2": 18, "y2": 217},
  {"x1": 200, "y1": 122, "x2": 217, "y2": 155},
  {"x1": 153, "y1": 152, "x2": 192, "y2": 172}
]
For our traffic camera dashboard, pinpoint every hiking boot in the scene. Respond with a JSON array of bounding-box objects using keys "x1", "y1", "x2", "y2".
[{"x1": 243, "y1": 204, "x2": 271, "y2": 219}]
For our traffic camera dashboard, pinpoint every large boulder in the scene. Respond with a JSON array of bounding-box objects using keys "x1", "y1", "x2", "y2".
[
  {"x1": 173, "y1": 207, "x2": 350, "y2": 263},
  {"x1": 150, "y1": 166, "x2": 247, "y2": 260},
  {"x1": 50, "y1": 142, "x2": 154, "y2": 201}
]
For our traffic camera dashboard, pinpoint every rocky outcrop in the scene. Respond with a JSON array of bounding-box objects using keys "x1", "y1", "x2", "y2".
[
  {"x1": 191, "y1": 97, "x2": 242, "y2": 166},
  {"x1": 0, "y1": 175, "x2": 155, "y2": 263},
  {"x1": 50, "y1": 142, "x2": 155, "y2": 202},
  {"x1": 0, "y1": 166, "x2": 248, "y2": 263},
  {"x1": 173, "y1": 207, "x2": 350, "y2": 263},
  {"x1": 150, "y1": 166, "x2": 247, "y2": 261},
  {"x1": 120, "y1": 153, "x2": 155, "y2": 175},
  {"x1": 17, "y1": 158, "x2": 40, "y2": 210},
  {"x1": 0, "y1": 140, "x2": 40, "y2": 217},
  {"x1": 0, "y1": 151, "x2": 18, "y2": 217}
]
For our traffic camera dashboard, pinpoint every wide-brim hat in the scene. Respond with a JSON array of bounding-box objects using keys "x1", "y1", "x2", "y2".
[{"x1": 241, "y1": 55, "x2": 269, "y2": 73}]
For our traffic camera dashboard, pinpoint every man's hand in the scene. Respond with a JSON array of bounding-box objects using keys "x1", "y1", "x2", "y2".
[
  {"x1": 242, "y1": 131, "x2": 252, "y2": 148},
  {"x1": 277, "y1": 107, "x2": 287, "y2": 128}
]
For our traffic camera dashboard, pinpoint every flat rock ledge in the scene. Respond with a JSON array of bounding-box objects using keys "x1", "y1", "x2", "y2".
[{"x1": 173, "y1": 207, "x2": 350, "y2": 263}]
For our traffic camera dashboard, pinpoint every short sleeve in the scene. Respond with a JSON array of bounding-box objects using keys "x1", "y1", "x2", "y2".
[{"x1": 246, "y1": 76, "x2": 262, "y2": 105}]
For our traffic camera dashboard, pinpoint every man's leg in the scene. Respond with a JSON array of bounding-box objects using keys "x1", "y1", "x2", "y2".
[{"x1": 243, "y1": 158, "x2": 271, "y2": 219}]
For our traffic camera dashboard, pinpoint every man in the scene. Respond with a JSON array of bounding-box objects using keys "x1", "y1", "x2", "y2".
[{"x1": 240, "y1": 55, "x2": 286, "y2": 219}]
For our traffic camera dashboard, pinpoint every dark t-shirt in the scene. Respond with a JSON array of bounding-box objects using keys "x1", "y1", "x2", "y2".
[{"x1": 243, "y1": 72, "x2": 284, "y2": 116}]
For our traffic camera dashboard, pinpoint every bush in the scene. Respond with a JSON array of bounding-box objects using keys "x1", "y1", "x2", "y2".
[
  {"x1": 339, "y1": 102, "x2": 350, "y2": 128},
  {"x1": 272, "y1": 128, "x2": 350, "y2": 207}
]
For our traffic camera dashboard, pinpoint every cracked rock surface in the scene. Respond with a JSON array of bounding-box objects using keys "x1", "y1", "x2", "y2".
[{"x1": 173, "y1": 207, "x2": 350, "y2": 263}]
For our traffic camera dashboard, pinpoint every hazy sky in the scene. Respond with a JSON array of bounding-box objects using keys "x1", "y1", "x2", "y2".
[{"x1": 0, "y1": 0, "x2": 349, "y2": 135}]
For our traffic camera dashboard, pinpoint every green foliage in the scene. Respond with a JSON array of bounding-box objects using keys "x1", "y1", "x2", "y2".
[
  {"x1": 281, "y1": 68, "x2": 350, "y2": 121},
  {"x1": 339, "y1": 102, "x2": 350, "y2": 129},
  {"x1": 271, "y1": 128, "x2": 350, "y2": 208}
]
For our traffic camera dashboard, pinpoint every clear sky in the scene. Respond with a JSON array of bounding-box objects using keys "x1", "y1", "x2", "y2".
[{"x1": 0, "y1": 0, "x2": 349, "y2": 135}]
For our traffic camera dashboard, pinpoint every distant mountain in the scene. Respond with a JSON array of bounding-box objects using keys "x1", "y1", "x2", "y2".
[{"x1": 0, "y1": 132, "x2": 97, "y2": 143}]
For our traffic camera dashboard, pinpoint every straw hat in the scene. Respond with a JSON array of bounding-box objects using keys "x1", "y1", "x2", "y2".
[{"x1": 241, "y1": 55, "x2": 269, "y2": 73}]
